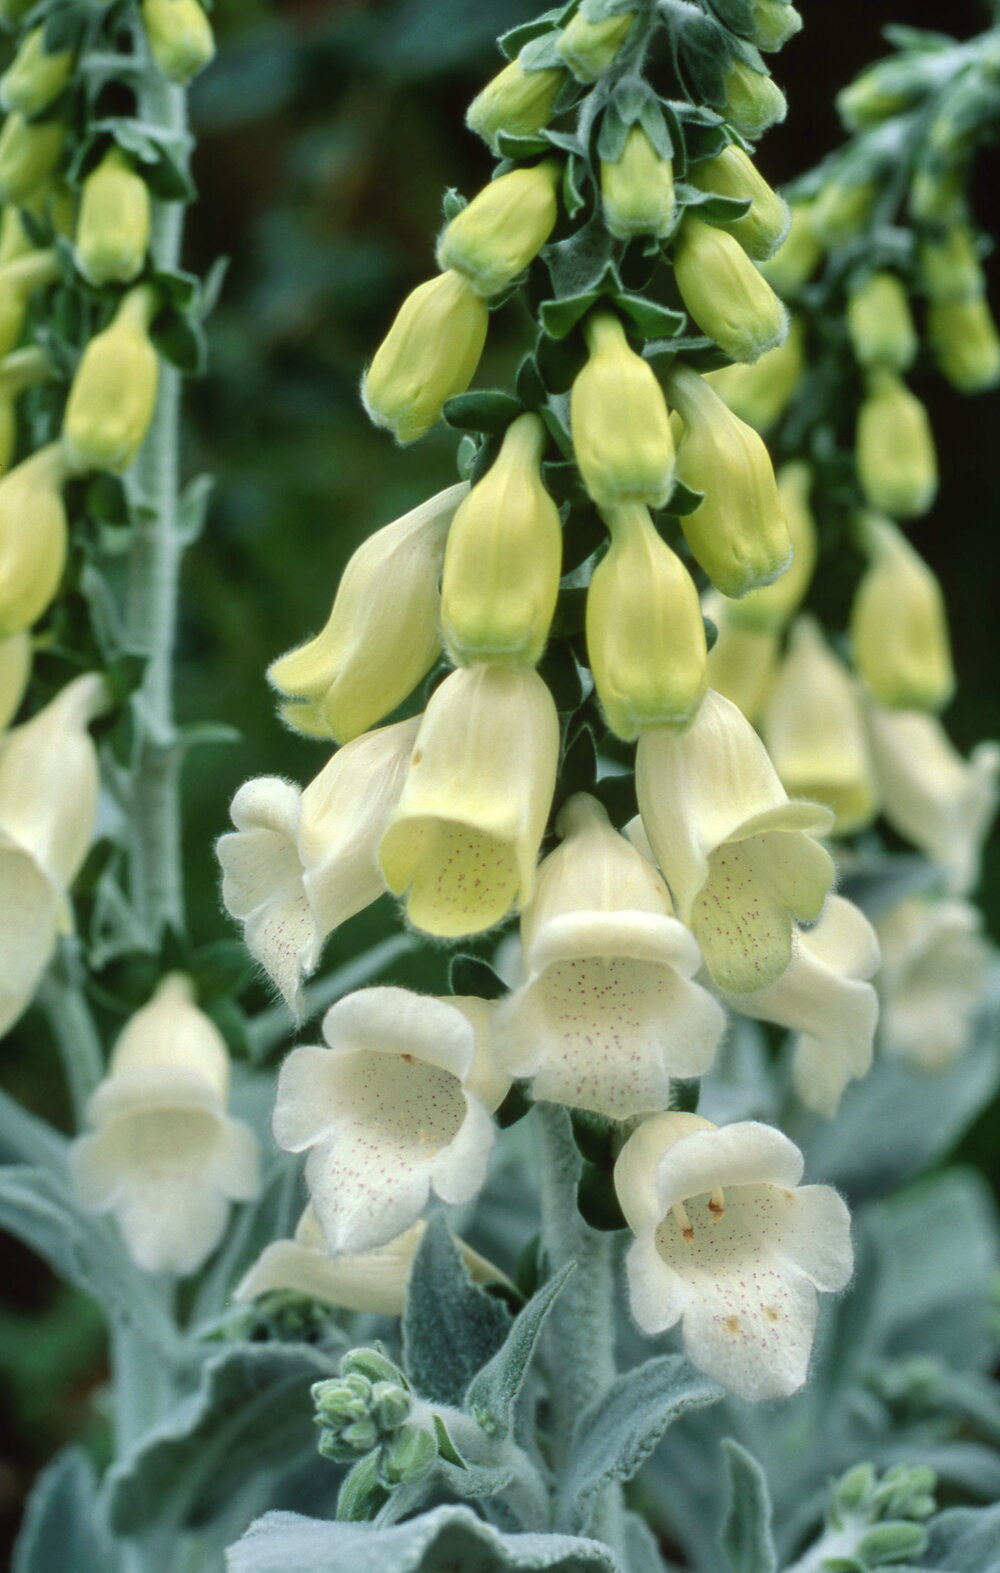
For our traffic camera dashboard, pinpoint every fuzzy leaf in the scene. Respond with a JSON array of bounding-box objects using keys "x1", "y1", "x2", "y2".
[
  {"x1": 719, "y1": 1439, "x2": 777, "y2": 1573},
  {"x1": 403, "y1": 1214, "x2": 512, "y2": 1406},
  {"x1": 673, "y1": 12, "x2": 732, "y2": 107},
  {"x1": 614, "y1": 293, "x2": 686, "y2": 339},
  {"x1": 12, "y1": 1448, "x2": 105, "y2": 1573},
  {"x1": 442, "y1": 391, "x2": 524, "y2": 433},
  {"x1": 465, "y1": 1264, "x2": 576, "y2": 1438},
  {"x1": 923, "y1": 1504, "x2": 1000, "y2": 1573},
  {"x1": 706, "y1": 0, "x2": 756, "y2": 36}
]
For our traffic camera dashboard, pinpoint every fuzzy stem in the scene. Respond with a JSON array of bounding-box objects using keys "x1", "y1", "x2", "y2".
[{"x1": 37, "y1": 946, "x2": 105, "y2": 1127}]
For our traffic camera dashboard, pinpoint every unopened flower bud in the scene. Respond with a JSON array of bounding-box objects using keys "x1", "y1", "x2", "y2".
[
  {"x1": 0, "y1": 248, "x2": 59, "y2": 357},
  {"x1": 703, "y1": 594, "x2": 778, "y2": 724},
  {"x1": 811, "y1": 173, "x2": 874, "y2": 246},
  {"x1": 556, "y1": 8, "x2": 634, "y2": 82},
  {"x1": 362, "y1": 271, "x2": 488, "y2": 444},
  {"x1": 856, "y1": 369, "x2": 937, "y2": 520},
  {"x1": 379, "y1": 1423, "x2": 438, "y2": 1487},
  {"x1": 673, "y1": 214, "x2": 787, "y2": 363},
  {"x1": 141, "y1": 0, "x2": 215, "y2": 84},
  {"x1": 706, "y1": 314, "x2": 805, "y2": 433},
  {"x1": 721, "y1": 59, "x2": 787, "y2": 139},
  {"x1": 0, "y1": 179, "x2": 73, "y2": 264},
  {"x1": 749, "y1": 0, "x2": 802, "y2": 51},
  {"x1": 341, "y1": 1347, "x2": 408, "y2": 1387},
  {"x1": 850, "y1": 514, "x2": 953, "y2": 712},
  {"x1": 0, "y1": 113, "x2": 65, "y2": 205},
  {"x1": 437, "y1": 160, "x2": 560, "y2": 299},
  {"x1": 727, "y1": 460, "x2": 818, "y2": 631},
  {"x1": 63, "y1": 285, "x2": 160, "y2": 474},
  {"x1": 835, "y1": 1462, "x2": 877, "y2": 1514},
  {"x1": 837, "y1": 59, "x2": 931, "y2": 131},
  {"x1": 759, "y1": 200, "x2": 823, "y2": 296},
  {"x1": 587, "y1": 501, "x2": 707, "y2": 738},
  {"x1": 601, "y1": 125, "x2": 675, "y2": 241},
  {"x1": 687, "y1": 144, "x2": 789, "y2": 261},
  {"x1": 75, "y1": 147, "x2": 151, "y2": 286},
  {"x1": 919, "y1": 225, "x2": 984, "y2": 304},
  {"x1": 0, "y1": 27, "x2": 74, "y2": 117},
  {"x1": 927, "y1": 298, "x2": 1000, "y2": 393},
  {"x1": 0, "y1": 442, "x2": 72, "y2": 635},
  {"x1": 570, "y1": 311, "x2": 675, "y2": 508},
  {"x1": 668, "y1": 361, "x2": 790, "y2": 598},
  {"x1": 466, "y1": 58, "x2": 566, "y2": 152},
  {"x1": 847, "y1": 272, "x2": 917, "y2": 372},
  {"x1": 855, "y1": 1524, "x2": 928, "y2": 1565},
  {"x1": 441, "y1": 413, "x2": 561, "y2": 667}
]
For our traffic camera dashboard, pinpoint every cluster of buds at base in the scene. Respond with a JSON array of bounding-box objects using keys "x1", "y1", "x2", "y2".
[
  {"x1": 312, "y1": 1348, "x2": 438, "y2": 1495},
  {"x1": 815, "y1": 1462, "x2": 937, "y2": 1568}
]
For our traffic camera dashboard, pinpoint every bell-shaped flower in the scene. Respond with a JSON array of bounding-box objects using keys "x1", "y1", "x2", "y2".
[
  {"x1": 667, "y1": 362, "x2": 791, "y2": 599},
  {"x1": 763, "y1": 617, "x2": 879, "y2": 836},
  {"x1": 600, "y1": 125, "x2": 675, "y2": 241},
  {"x1": 850, "y1": 515, "x2": 953, "y2": 712},
  {"x1": 876, "y1": 896, "x2": 991, "y2": 1073},
  {"x1": 687, "y1": 144, "x2": 789, "y2": 262},
  {"x1": 63, "y1": 284, "x2": 160, "y2": 474},
  {"x1": 436, "y1": 160, "x2": 560, "y2": 299},
  {"x1": 724, "y1": 896, "x2": 880, "y2": 1116},
  {"x1": 361, "y1": 271, "x2": 488, "y2": 445},
  {"x1": 272, "y1": 987, "x2": 509, "y2": 1255},
  {"x1": 673, "y1": 214, "x2": 787, "y2": 363},
  {"x1": 75, "y1": 146, "x2": 151, "y2": 287},
  {"x1": 749, "y1": 0, "x2": 802, "y2": 50},
  {"x1": 865, "y1": 702, "x2": 1000, "y2": 896},
  {"x1": 379, "y1": 663, "x2": 559, "y2": 938},
  {"x1": 70, "y1": 974, "x2": 259, "y2": 1275},
  {"x1": 704, "y1": 592, "x2": 778, "y2": 726},
  {"x1": 856, "y1": 370, "x2": 937, "y2": 520},
  {"x1": 919, "y1": 224, "x2": 984, "y2": 304},
  {"x1": 493, "y1": 794, "x2": 725, "y2": 1120},
  {"x1": 570, "y1": 311, "x2": 675, "y2": 510},
  {"x1": 0, "y1": 673, "x2": 107, "y2": 1036},
  {"x1": 217, "y1": 716, "x2": 418, "y2": 1014},
  {"x1": 237, "y1": 1210, "x2": 426, "y2": 1314},
  {"x1": 268, "y1": 483, "x2": 465, "y2": 743},
  {"x1": 614, "y1": 1112, "x2": 852, "y2": 1400},
  {"x1": 440, "y1": 414, "x2": 561, "y2": 668},
  {"x1": 587, "y1": 502, "x2": 707, "y2": 739},
  {"x1": 0, "y1": 629, "x2": 30, "y2": 730},
  {"x1": 636, "y1": 689, "x2": 836, "y2": 993},
  {"x1": 0, "y1": 441, "x2": 73, "y2": 636},
  {"x1": 724, "y1": 461, "x2": 817, "y2": 633}
]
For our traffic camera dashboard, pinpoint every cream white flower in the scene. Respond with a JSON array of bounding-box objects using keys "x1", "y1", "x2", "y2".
[
  {"x1": 723, "y1": 896, "x2": 880, "y2": 1116},
  {"x1": 0, "y1": 673, "x2": 107, "y2": 1037},
  {"x1": 217, "y1": 717, "x2": 418, "y2": 1014},
  {"x1": 493, "y1": 794, "x2": 725, "y2": 1120},
  {"x1": 379, "y1": 664, "x2": 560, "y2": 938},
  {"x1": 865, "y1": 702, "x2": 1000, "y2": 895},
  {"x1": 876, "y1": 895, "x2": 992, "y2": 1073},
  {"x1": 272, "y1": 986, "x2": 510, "y2": 1255},
  {"x1": 636, "y1": 689, "x2": 835, "y2": 993},
  {"x1": 70, "y1": 974, "x2": 260, "y2": 1275},
  {"x1": 614, "y1": 1112, "x2": 853, "y2": 1400}
]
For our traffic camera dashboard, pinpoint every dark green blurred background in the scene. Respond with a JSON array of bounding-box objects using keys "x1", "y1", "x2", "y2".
[{"x1": 1, "y1": 0, "x2": 998, "y2": 1555}]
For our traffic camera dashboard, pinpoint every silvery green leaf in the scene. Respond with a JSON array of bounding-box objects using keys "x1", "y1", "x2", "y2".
[
  {"x1": 719, "y1": 1439, "x2": 777, "y2": 1573},
  {"x1": 557, "y1": 1355, "x2": 723, "y2": 1532},
  {"x1": 226, "y1": 1504, "x2": 623, "y2": 1572},
  {"x1": 177, "y1": 473, "x2": 215, "y2": 544},
  {"x1": 403, "y1": 1214, "x2": 511, "y2": 1407},
  {"x1": 923, "y1": 1503, "x2": 1000, "y2": 1572},
  {"x1": 704, "y1": 0, "x2": 755, "y2": 35},
  {"x1": 13, "y1": 1448, "x2": 106, "y2": 1573},
  {"x1": 624, "y1": 1510, "x2": 668, "y2": 1573},
  {"x1": 465, "y1": 1263, "x2": 575, "y2": 1438}
]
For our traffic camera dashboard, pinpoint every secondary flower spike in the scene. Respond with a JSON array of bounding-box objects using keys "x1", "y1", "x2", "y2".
[
  {"x1": 268, "y1": 483, "x2": 466, "y2": 742},
  {"x1": 855, "y1": 370, "x2": 937, "y2": 519},
  {"x1": 378, "y1": 663, "x2": 559, "y2": 938},
  {"x1": 217, "y1": 717, "x2": 419, "y2": 1014},
  {"x1": 850, "y1": 515, "x2": 953, "y2": 713},
  {"x1": 362, "y1": 271, "x2": 488, "y2": 444},
  {"x1": 570, "y1": 311, "x2": 675, "y2": 509},
  {"x1": 272, "y1": 987, "x2": 509, "y2": 1255},
  {"x1": 70, "y1": 974, "x2": 259, "y2": 1275},
  {"x1": 493, "y1": 794, "x2": 725, "y2": 1120},
  {"x1": 614, "y1": 1113, "x2": 852, "y2": 1401},
  {"x1": 636, "y1": 689, "x2": 835, "y2": 993}
]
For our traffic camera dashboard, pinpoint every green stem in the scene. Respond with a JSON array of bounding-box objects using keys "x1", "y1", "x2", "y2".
[{"x1": 37, "y1": 946, "x2": 105, "y2": 1128}]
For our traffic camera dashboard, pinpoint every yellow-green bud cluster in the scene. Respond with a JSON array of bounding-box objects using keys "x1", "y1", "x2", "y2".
[
  {"x1": 673, "y1": 213, "x2": 787, "y2": 364},
  {"x1": 601, "y1": 126, "x2": 674, "y2": 241},
  {"x1": 437, "y1": 161, "x2": 560, "y2": 299},
  {"x1": 571, "y1": 312, "x2": 675, "y2": 509}
]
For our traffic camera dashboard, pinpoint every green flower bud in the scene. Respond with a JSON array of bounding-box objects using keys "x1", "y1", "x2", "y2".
[
  {"x1": 0, "y1": 442, "x2": 72, "y2": 636},
  {"x1": 0, "y1": 114, "x2": 66, "y2": 206},
  {"x1": 919, "y1": 226, "x2": 984, "y2": 304},
  {"x1": 749, "y1": 0, "x2": 802, "y2": 52},
  {"x1": 706, "y1": 314, "x2": 805, "y2": 432},
  {"x1": 668, "y1": 361, "x2": 790, "y2": 599},
  {"x1": 855, "y1": 1523, "x2": 927, "y2": 1565},
  {"x1": 75, "y1": 147, "x2": 151, "y2": 286},
  {"x1": 721, "y1": 59, "x2": 787, "y2": 139},
  {"x1": 811, "y1": 174, "x2": 875, "y2": 246},
  {"x1": 370, "y1": 1380, "x2": 412, "y2": 1432},
  {"x1": 586, "y1": 501, "x2": 707, "y2": 737},
  {"x1": 856, "y1": 369, "x2": 937, "y2": 520},
  {"x1": 466, "y1": 58, "x2": 566, "y2": 152},
  {"x1": 673, "y1": 213, "x2": 787, "y2": 363},
  {"x1": 378, "y1": 1422, "x2": 438, "y2": 1487},
  {"x1": 0, "y1": 248, "x2": 60, "y2": 357},
  {"x1": 362, "y1": 270, "x2": 488, "y2": 444},
  {"x1": 312, "y1": 1372, "x2": 372, "y2": 1426},
  {"x1": 63, "y1": 285, "x2": 160, "y2": 475},
  {"x1": 557, "y1": 8, "x2": 634, "y2": 82},
  {"x1": 0, "y1": 28, "x2": 74, "y2": 117},
  {"x1": 570, "y1": 311, "x2": 675, "y2": 508},
  {"x1": 437, "y1": 160, "x2": 560, "y2": 298},
  {"x1": 340, "y1": 1348, "x2": 407, "y2": 1387},
  {"x1": 846, "y1": 272, "x2": 917, "y2": 372},
  {"x1": 601, "y1": 124, "x2": 675, "y2": 241},
  {"x1": 441, "y1": 412, "x2": 562, "y2": 667},
  {"x1": 341, "y1": 1417, "x2": 379, "y2": 1453},
  {"x1": 687, "y1": 144, "x2": 789, "y2": 261},
  {"x1": 141, "y1": 0, "x2": 215, "y2": 84},
  {"x1": 927, "y1": 298, "x2": 1000, "y2": 393},
  {"x1": 833, "y1": 1461, "x2": 877, "y2": 1514},
  {"x1": 759, "y1": 200, "x2": 823, "y2": 296},
  {"x1": 850, "y1": 514, "x2": 953, "y2": 712},
  {"x1": 727, "y1": 460, "x2": 817, "y2": 630}
]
